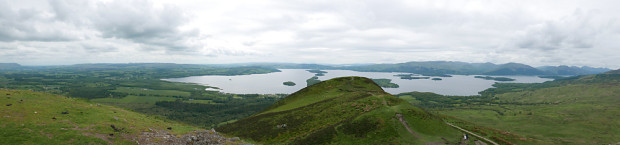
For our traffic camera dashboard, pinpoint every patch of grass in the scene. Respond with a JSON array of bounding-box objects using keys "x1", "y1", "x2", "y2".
[
  {"x1": 0, "y1": 89, "x2": 201, "y2": 144},
  {"x1": 91, "y1": 95, "x2": 178, "y2": 105}
]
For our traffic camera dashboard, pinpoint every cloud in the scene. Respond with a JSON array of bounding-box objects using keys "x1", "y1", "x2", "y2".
[
  {"x1": 0, "y1": 0, "x2": 619, "y2": 68},
  {"x1": 514, "y1": 9, "x2": 604, "y2": 50}
]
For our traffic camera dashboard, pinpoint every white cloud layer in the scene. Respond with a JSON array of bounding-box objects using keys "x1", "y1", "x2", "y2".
[{"x1": 1, "y1": 0, "x2": 619, "y2": 68}]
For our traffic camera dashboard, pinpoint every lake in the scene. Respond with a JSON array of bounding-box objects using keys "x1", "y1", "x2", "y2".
[{"x1": 163, "y1": 69, "x2": 553, "y2": 96}]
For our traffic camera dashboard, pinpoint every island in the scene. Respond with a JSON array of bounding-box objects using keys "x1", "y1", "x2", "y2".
[
  {"x1": 283, "y1": 81, "x2": 296, "y2": 86},
  {"x1": 371, "y1": 79, "x2": 400, "y2": 88},
  {"x1": 307, "y1": 69, "x2": 327, "y2": 76},
  {"x1": 474, "y1": 76, "x2": 515, "y2": 81},
  {"x1": 400, "y1": 76, "x2": 430, "y2": 80},
  {"x1": 538, "y1": 75, "x2": 568, "y2": 79},
  {"x1": 306, "y1": 76, "x2": 321, "y2": 86},
  {"x1": 421, "y1": 73, "x2": 453, "y2": 77},
  {"x1": 431, "y1": 78, "x2": 442, "y2": 81}
]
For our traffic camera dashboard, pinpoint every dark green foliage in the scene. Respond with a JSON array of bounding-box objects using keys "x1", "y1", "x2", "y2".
[
  {"x1": 431, "y1": 78, "x2": 442, "y2": 80},
  {"x1": 400, "y1": 76, "x2": 430, "y2": 80},
  {"x1": 283, "y1": 81, "x2": 296, "y2": 86},
  {"x1": 474, "y1": 76, "x2": 515, "y2": 81},
  {"x1": 293, "y1": 124, "x2": 338, "y2": 145},
  {"x1": 306, "y1": 76, "x2": 321, "y2": 86},
  {"x1": 339, "y1": 116, "x2": 380, "y2": 137},
  {"x1": 307, "y1": 69, "x2": 327, "y2": 74},
  {"x1": 421, "y1": 73, "x2": 452, "y2": 77},
  {"x1": 371, "y1": 79, "x2": 399, "y2": 88},
  {"x1": 537, "y1": 75, "x2": 568, "y2": 79}
]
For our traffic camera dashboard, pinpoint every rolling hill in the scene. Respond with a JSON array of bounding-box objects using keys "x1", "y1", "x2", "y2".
[
  {"x1": 398, "y1": 70, "x2": 620, "y2": 144},
  {"x1": 217, "y1": 77, "x2": 482, "y2": 145},
  {"x1": 0, "y1": 89, "x2": 244, "y2": 144}
]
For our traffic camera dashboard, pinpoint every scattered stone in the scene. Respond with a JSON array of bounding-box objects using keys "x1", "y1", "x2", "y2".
[
  {"x1": 6, "y1": 97, "x2": 10, "y2": 99},
  {"x1": 109, "y1": 133, "x2": 114, "y2": 137},
  {"x1": 113, "y1": 111, "x2": 116, "y2": 113},
  {"x1": 52, "y1": 116, "x2": 56, "y2": 120},
  {"x1": 34, "y1": 111, "x2": 37, "y2": 114},
  {"x1": 6, "y1": 94, "x2": 10, "y2": 95},
  {"x1": 5, "y1": 104, "x2": 11, "y2": 106},
  {"x1": 113, "y1": 116, "x2": 119, "y2": 120},
  {"x1": 167, "y1": 127, "x2": 172, "y2": 130},
  {"x1": 61, "y1": 111, "x2": 69, "y2": 114}
]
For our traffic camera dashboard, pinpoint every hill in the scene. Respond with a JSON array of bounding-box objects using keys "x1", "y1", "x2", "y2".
[
  {"x1": 345, "y1": 61, "x2": 498, "y2": 75},
  {"x1": 0, "y1": 63, "x2": 22, "y2": 70},
  {"x1": 484, "y1": 63, "x2": 546, "y2": 75},
  {"x1": 397, "y1": 72, "x2": 620, "y2": 144},
  {"x1": 0, "y1": 89, "x2": 244, "y2": 144},
  {"x1": 537, "y1": 65, "x2": 611, "y2": 75},
  {"x1": 217, "y1": 77, "x2": 481, "y2": 145}
]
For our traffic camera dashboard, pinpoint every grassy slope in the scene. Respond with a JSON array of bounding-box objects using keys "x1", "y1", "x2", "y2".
[
  {"x1": 0, "y1": 89, "x2": 200, "y2": 144},
  {"x1": 408, "y1": 73, "x2": 620, "y2": 144},
  {"x1": 218, "y1": 77, "x2": 466, "y2": 145},
  {"x1": 440, "y1": 84, "x2": 620, "y2": 144}
]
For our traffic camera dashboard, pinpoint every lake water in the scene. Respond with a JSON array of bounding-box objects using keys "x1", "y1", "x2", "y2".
[{"x1": 163, "y1": 69, "x2": 553, "y2": 96}]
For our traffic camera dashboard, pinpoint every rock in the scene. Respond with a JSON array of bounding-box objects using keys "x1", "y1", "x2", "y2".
[
  {"x1": 167, "y1": 127, "x2": 172, "y2": 130},
  {"x1": 5, "y1": 104, "x2": 11, "y2": 106},
  {"x1": 61, "y1": 111, "x2": 69, "y2": 114}
]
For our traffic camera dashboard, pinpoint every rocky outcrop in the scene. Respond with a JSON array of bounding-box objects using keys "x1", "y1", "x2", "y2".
[{"x1": 137, "y1": 128, "x2": 250, "y2": 145}]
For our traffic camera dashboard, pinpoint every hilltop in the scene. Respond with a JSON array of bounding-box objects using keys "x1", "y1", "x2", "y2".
[
  {"x1": 0, "y1": 89, "x2": 244, "y2": 144},
  {"x1": 217, "y1": 77, "x2": 479, "y2": 145}
]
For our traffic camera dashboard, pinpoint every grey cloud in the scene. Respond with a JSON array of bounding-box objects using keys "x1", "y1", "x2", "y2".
[
  {"x1": 0, "y1": 0, "x2": 80, "y2": 42},
  {"x1": 515, "y1": 10, "x2": 602, "y2": 50}
]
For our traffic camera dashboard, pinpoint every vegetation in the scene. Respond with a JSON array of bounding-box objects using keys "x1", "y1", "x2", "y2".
[
  {"x1": 307, "y1": 69, "x2": 327, "y2": 74},
  {"x1": 0, "y1": 63, "x2": 282, "y2": 128},
  {"x1": 218, "y1": 77, "x2": 470, "y2": 145},
  {"x1": 397, "y1": 72, "x2": 620, "y2": 144},
  {"x1": 371, "y1": 78, "x2": 399, "y2": 88},
  {"x1": 283, "y1": 81, "x2": 296, "y2": 86},
  {"x1": 420, "y1": 73, "x2": 452, "y2": 77},
  {"x1": 538, "y1": 75, "x2": 568, "y2": 79},
  {"x1": 400, "y1": 76, "x2": 430, "y2": 80},
  {"x1": 431, "y1": 78, "x2": 442, "y2": 81},
  {"x1": 474, "y1": 76, "x2": 515, "y2": 81},
  {"x1": 306, "y1": 76, "x2": 321, "y2": 86},
  {"x1": 0, "y1": 89, "x2": 202, "y2": 144}
]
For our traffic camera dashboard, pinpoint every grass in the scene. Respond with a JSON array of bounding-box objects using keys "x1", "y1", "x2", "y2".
[
  {"x1": 218, "y1": 77, "x2": 467, "y2": 144},
  {"x1": 0, "y1": 89, "x2": 201, "y2": 144},
  {"x1": 111, "y1": 87, "x2": 191, "y2": 97},
  {"x1": 91, "y1": 95, "x2": 178, "y2": 105},
  {"x1": 402, "y1": 81, "x2": 620, "y2": 144}
]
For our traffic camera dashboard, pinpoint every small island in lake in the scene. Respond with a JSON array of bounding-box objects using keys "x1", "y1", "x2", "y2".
[
  {"x1": 283, "y1": 81, "x2": 296, "y2": 86},
  {"x1": 306, "y1": 76, "x2": 321, "y2": 86},
  {"x1": 538, "y1": 75, "x2": 568, "y2": 79},
  {"x1": 421, "y1": 73, "x2": 452, "y2": 77},
  {"x1": 474, "y1": 76, "x2": 515, "y2": 81},
  {"x1": 431, "y1": 78, "x2": 442, "y2": 81},
  {"x1": 371, "y1": 79, "x2": 399, "y2": 88}
]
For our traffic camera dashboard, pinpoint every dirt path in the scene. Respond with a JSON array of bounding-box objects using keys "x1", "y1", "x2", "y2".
[
  {"x1": 445, "y1": 122, "x2": 498, "y2": 145},
  {"x1": 396, "y1": 113, "x2": 420, "y2": 138}
]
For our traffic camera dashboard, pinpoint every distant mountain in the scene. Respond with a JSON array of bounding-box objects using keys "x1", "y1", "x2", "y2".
[
  {"x1": 0, "y1": 63, "x2": 22, "y2": 70},
  {"x1": 345, "y1": 61, "x2": 498, "y2": 75},
  {"x1": 484, "y1": 63, "x2": 546, "y2": 75},
  {"x1": 537, "y1": 65, "x2": 611, "y2": 75},
  {"x1": 218, "y1": 77, "x2": 466, "y2": 144},
  {"x1": 604, "y1": 69, "x2": 620, "y2": 74}
]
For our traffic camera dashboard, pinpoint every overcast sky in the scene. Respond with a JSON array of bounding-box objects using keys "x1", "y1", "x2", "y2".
[{"x1": 1, "y1": 0, "x2": 619, "y2": 68}]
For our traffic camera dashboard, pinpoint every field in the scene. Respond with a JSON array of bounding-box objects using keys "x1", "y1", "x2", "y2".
[
  {"x1": 0, "y1": 89, "x2": 201, "y2": 144},
  {"x1": 398, "y1": 73, "x2": 620, "y2": 144}
]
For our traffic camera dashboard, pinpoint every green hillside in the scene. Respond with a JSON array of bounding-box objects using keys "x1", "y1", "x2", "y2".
[
  {"x1": 218, "y1": 77, "x2": 475, "y2": 145},
  {"x1": 0, "y1": 89, "x2": 244, "y2": 144},
  {"x1": 398, "y1": 72, "x2": 620, "y2": 144}
]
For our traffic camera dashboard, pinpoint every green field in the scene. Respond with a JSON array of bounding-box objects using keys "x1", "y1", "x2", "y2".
[
  {"x1": 110, "y1": 87, "x2": 191, "y2": 97},
  {"x1": 0, "y1": 89, "x2": 202, "y2": 144},
  {"x1": 398, "y1": 73, "x2": 620, "y2": 144}
]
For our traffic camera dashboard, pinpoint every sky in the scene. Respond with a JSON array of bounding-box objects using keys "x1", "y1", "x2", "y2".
[{"x1": 1, "y1": 0, "x2": 619, "y2": 68}]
